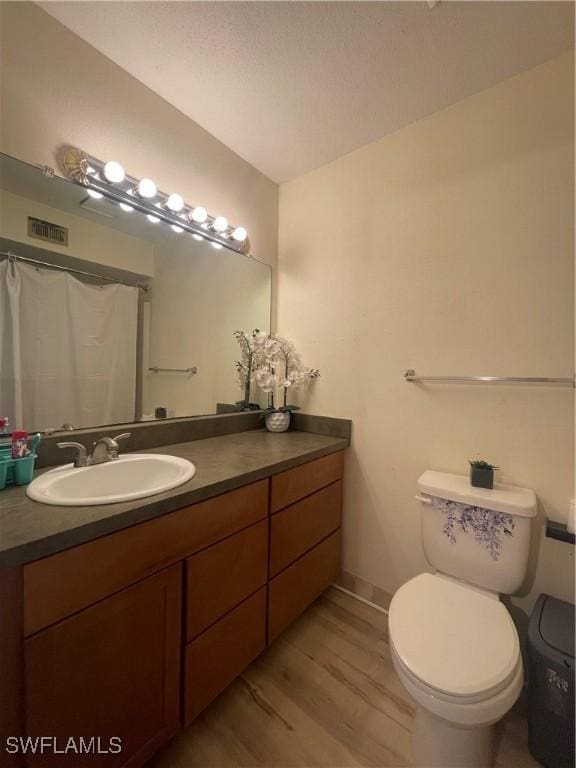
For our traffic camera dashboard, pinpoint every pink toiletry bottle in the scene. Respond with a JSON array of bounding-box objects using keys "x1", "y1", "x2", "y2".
[{"x1": 11, "y1": 430, "x2": 29, "y2": 459}]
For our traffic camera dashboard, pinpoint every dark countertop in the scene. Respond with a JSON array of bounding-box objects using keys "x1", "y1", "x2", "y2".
[{"x1": 0, "y1": 429, "x2": 348, "y2": 567}]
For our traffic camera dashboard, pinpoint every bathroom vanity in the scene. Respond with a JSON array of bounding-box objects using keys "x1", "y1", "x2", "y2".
[{"x1": 0, "y1": 425, "x2": 348, "y2": 767}]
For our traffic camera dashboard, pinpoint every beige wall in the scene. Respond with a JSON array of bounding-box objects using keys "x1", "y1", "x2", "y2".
[
  {"x1": 278, "y1": 53, "x2": 575, "y2": 615},
  {"x1": 0, "y1": 2, "x2": 278, "y2": 273},
  {"x1": 0, "y1": 189, "x2": 154, "y2": 276}
]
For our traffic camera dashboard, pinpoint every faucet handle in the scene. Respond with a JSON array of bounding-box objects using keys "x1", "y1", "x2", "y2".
[
  {"x1": 110, "y1": 433, "x2": 131, "y2": 455},
  {"x1": 112, "y1": 433, "x2": 131, "y2": 446},
  {"x1": 57, "y1": 441, "x2": 87, "y2": 467}
]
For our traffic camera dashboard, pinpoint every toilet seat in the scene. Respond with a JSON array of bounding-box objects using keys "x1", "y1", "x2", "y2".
[
  {"x1": 389, "y1": 573, "x2": 520, "y2": 701},
  {"x1": 390, "y1": 640, "x2": 521, "y2": 706}
]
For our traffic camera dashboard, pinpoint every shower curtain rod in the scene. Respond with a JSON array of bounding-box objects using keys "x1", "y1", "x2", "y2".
[{"x1": 0, "y1": 250, "x2": 149, "y2": 291}]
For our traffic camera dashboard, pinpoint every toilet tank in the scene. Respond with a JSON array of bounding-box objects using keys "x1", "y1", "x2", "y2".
[{"x1": 417, "y1": 470, "x2": 537, "y2": 594}]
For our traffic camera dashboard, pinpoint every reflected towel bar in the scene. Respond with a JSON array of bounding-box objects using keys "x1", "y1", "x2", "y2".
[
  {"x1": 404, "y1": 369, "x2": 575, "y2": 387},
  {"x1": 149, "y1": 366, "x2": 198, "y2": 375}
]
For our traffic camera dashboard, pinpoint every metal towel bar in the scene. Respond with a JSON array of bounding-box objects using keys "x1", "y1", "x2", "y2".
[
  {"x1": 404, "y1": 369, "x2": 574, "y2": 387},
  {"x1": 149, "y1": 366, "x2": 198, "y2": 375}
]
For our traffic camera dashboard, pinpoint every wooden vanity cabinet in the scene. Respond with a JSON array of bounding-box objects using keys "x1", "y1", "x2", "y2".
[{"x1": 17, "y1": 450, "x2": 345, "y2": 767}]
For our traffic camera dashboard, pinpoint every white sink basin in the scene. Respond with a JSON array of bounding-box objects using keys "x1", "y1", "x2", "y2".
[{"x1": 26, "y1": 454, "x2": 196, "y2": 506}]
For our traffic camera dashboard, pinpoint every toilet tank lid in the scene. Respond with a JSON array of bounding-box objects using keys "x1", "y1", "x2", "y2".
[{"x1": 418, "y1": 470, "x2": 537, "y2": 518}]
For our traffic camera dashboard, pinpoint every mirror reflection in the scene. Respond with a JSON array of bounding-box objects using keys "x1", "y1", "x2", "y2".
[{"x1": 0, "y1": 153, "x2": 271, "y2": 433}]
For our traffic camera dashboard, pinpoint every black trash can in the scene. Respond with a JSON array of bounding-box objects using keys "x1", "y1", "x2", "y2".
[{"x1": 527, "y1": 593, "x2": 575, "y2": 768}]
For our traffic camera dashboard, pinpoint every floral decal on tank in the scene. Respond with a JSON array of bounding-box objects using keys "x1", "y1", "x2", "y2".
[{"x1": 432, "y1": 498, "x2": 515, "y2": 561}]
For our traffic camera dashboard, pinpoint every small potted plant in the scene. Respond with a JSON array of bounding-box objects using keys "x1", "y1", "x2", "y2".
[
  {"x1": 252, "y1": 335, "x2": 319, "y2": 432},
  {"x1": 469, "y1": 459, "x2": 499, "y2": 489}
]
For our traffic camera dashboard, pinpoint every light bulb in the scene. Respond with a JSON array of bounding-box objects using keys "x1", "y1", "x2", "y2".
[
  {"x1": 211, "y1": 242, "x2": 223, "y2": 250},
  {"x1": 137, "y1": 178, "x2": 157, "y2": 199},
  {"x1": 87, "y1": 189, "x2": 103, "y2": 199},
  {"x1": 190, "y1": 206, "x2": 208, "y2": 223},
  {"x1": 193, "y1": 234, "x2": 203, "y2": 241},
  {"x1": 232, "y1": 226, "x2": 247, "y2": 242},
  {"x1": 119, "y1": 203, "x2": 133, "y2": 212},
  {"x1": 213, "y1": 216, "x2": 228, "y2": 233},
  {"x1": 103, "y1": 161, "x2": 125, "y2": 183},
  {"x1": 147, "y1": 214, "x2": 160, "y2": 224},
  {"x1": 166, "y1": 193, "x2": 184, "y2": 212},
  {"x1": 171, "y1": 225, "x2": 183, "y2": 233}
]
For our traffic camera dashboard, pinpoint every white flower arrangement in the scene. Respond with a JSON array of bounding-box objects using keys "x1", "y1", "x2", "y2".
[
  {"x1": 234, "y1": 330, "x2": 319, "y2": 413},
  {"x1": 255, "y1": 333, "x2": 319, "y2": 413}
]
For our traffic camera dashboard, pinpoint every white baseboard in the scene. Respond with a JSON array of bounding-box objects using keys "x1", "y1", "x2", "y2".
[{"x1": 331, "y1": 583, "x2": 390, "y2": 615}]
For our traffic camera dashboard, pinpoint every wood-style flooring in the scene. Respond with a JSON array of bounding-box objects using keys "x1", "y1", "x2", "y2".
[{"x1": 149, "y1": 587, "x2": 540, "y2": 768}]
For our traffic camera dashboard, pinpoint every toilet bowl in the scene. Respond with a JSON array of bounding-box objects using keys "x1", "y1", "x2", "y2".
[{"x1": 389, "y1": 572, "x2": 523, "y2": 768}]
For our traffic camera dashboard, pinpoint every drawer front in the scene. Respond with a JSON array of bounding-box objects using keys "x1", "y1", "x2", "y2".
[
  {"x1": 186, "y1": 519, "x2": 268, "y2": 641},
  {"x1": 184, "y1": 587, "x2": 266, "y2": 724},
  {"x1": 271, "y1": 452, "x2": 344, "y2": 512},
  {"x1": 24, "y1": 480, "x2": 268, "y2": 636},
  {"x1": 270, "y1": 481, "x2": 342, "y2": 577},
  {"x1": 268, "y1": 530, "x2": 341, "y2": 643}
]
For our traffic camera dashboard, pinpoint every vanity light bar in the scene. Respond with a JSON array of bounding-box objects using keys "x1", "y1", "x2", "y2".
[{"x1": 62, "y1": 148, "x2": 250, "y2": 255}]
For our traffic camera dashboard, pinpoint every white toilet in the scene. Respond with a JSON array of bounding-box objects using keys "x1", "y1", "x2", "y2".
[{"x1": 389, "y1": 470, "x2": 537, "y2": 768}]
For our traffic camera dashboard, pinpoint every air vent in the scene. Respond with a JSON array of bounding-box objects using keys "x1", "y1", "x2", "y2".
[{"x1": 27, "y1": 216, "x2": 69, "y2": 246}]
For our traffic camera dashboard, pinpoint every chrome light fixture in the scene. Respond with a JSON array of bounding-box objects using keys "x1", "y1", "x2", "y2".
[{"x1": 62, "y1": 147, "x2": 249, "y2": 254}]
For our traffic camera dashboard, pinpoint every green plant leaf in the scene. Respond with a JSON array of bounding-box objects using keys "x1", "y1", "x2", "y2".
[{"x1": 469, "y1": 460, "x2": 499, "y2": 470}]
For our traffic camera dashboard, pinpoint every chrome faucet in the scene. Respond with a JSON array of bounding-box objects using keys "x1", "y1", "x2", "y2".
[{"x1": 57, "y1": 433, "x2": 131, "y2": 467}]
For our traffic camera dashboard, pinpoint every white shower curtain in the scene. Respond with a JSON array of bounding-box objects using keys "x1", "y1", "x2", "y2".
[{"x1": 0, "y1": 259, "x2": 139, "y2": 431}]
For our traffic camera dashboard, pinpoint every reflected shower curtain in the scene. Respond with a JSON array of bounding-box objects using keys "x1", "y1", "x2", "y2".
[{"x1": 0, "y1": 260, "x2": 139, "y2": 431}]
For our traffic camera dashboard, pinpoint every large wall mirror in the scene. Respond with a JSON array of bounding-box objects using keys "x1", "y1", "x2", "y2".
[{"x1": 0, "y1": 153, "x2": 272, "y2": 434}]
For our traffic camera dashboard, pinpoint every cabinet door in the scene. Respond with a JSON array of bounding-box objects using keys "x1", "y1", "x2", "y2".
[
  {"x1": 268, "y1": 531, "x2": 341, "y2": 643},
  {"x1": 25, "y1": 564, "x2": 181, "y2": 768},
  {"x1": 184, "y1": 588, "x2": 266, "y2": 724}
]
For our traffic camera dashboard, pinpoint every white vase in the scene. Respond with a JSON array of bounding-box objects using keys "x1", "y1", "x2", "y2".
[{"x1": 265, "y1": 412, "x2": 291, "y2": 433}]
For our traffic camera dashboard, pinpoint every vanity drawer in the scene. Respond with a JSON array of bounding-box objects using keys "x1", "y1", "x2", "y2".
[
  {"x1": 184, "y1": 587, "x2": 266, "y2": 724},
  {"x1": 186, "y1": 519, "x2": 268, "y2": 641},
  {"x1": 24, "y1": 480, "x2": 268, "y2": 636},
  {"x1": 270, "y1": 451, "x2": 344, "y2": 512},
  {"x1": 270, "y1": 481, "x2": 342, "y2": 577},
  {"x1": 268, "y1": 530, "x2": 341, "y2": 643}
]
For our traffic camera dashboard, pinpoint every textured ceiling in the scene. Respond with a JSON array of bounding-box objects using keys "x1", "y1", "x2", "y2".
[{"x1": 39, "y1": 1, "x2": 574, "y2": 183}]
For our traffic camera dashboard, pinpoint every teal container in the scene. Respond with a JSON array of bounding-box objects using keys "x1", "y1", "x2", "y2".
[
  {"x1": 13, "y1": 454, "x2": 37, "y2": 485},
  {"x1": 0, "y1": 434, "x2": 40, "y2": 490}
]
